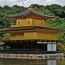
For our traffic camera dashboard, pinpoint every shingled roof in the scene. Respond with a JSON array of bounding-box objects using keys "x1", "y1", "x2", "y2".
[{"x1": 6, "y1": 10, "x2": 54, "y2": 19}]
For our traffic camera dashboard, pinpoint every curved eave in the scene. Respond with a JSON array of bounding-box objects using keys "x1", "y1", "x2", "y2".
[
  {"x1": 6, "y1": 10, "x2": 54, "y2": 20},
  {"x1": 0, "y1": 26, "x2": 65, "y2": 33}
]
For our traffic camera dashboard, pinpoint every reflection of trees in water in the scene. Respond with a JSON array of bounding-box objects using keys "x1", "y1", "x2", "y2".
[
  {"x1": 0, "y1": 59, "x2": 47, "y2": 65},
  {"x1": 1, "y1": 59, "x2": 65, "y2": 65},
  {"x1": 57, "y1": 59, "x2": 65, "y2": 65}
]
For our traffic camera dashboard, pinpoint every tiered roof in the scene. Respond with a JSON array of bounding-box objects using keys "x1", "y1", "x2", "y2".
[{"x1": 0, "y1": 9, "x2": 64, "y2": 32}]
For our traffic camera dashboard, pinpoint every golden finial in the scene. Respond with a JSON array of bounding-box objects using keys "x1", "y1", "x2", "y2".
[{"x1": 28, "y1": 5, "x2": 33, "y2": 10}]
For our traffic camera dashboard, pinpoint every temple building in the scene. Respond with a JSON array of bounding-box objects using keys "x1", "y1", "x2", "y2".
[{"x1": 0, "y1": 8, "x2": 64, "y2": 54}]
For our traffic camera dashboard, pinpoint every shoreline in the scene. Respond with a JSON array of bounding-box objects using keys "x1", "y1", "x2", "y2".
[{"x1": 0, "y1": 53, "x2": 64, "y2": 59}]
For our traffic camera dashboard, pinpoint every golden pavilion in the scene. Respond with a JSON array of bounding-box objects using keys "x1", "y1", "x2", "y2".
[{"x1": 0, "y1": 8, "x2": 64, "y2": 54}]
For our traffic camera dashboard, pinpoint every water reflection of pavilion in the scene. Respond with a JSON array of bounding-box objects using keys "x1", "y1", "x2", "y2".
[{"x1": 47, "y1": 60, "x2": 56, "y2": 65}]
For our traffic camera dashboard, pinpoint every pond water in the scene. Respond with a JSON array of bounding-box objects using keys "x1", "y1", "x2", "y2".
[{"x1": 0, "y1": 58, "x2": 65, "y2": 65}]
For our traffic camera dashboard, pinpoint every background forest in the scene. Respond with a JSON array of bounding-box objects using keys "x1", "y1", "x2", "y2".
[{"x1": 0, "y1": 4, "x2": 65, "y2": 53}]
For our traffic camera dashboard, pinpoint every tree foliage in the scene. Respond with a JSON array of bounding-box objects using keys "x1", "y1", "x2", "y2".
[{"x1": 3, "y1": 33, "x2": 11, "y2": 40}]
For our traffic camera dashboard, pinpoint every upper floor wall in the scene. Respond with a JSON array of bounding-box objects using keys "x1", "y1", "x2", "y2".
[{"x1": 11, "y1": 19, "x2": 50, "y2": 27}]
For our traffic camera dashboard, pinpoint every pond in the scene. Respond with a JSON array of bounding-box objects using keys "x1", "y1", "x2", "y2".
[{"x1": 0, "y1": 58, "x2": 65, "y2": 65}]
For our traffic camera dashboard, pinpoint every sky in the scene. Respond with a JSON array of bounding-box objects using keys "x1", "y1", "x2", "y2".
[{"x1": 0, "y1": 0, "x2": 65, "y2": 7}]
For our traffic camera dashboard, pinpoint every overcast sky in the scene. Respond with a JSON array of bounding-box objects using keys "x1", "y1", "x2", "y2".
[{"x1": 0, "y1": 0, "x2": 65, "y2": 7}]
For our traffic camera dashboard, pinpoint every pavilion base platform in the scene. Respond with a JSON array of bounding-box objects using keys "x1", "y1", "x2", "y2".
[{"x1": 0, "y1": 53, "x2": 64, "y2": 59}]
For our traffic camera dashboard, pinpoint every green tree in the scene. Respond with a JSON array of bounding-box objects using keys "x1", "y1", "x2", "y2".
[{"x1": 3, "y1": 33, "x2": 10, "y2": 40}]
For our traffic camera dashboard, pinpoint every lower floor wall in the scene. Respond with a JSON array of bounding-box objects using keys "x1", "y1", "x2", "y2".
[
  {"x1": 4, "y1": 40, "x2": 57, "y2": 52},
  {"x1": 3, "y1": 40, "x2": 57, "y2": 53}
]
